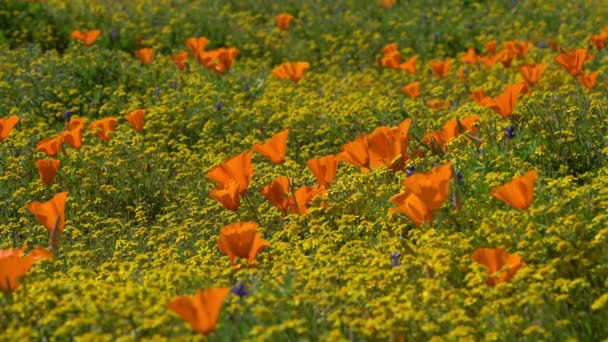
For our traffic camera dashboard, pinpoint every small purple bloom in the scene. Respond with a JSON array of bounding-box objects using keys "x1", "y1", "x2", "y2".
[
  {"x1": 154, "y1": 87, "x2": 161, "y2": 101},
  {"x1": 64, "y1": 110, "x2": 73, "y2": 122},
  {"x1": 243, "y1": 84, "x2": 250, "y2": 92},
  {"x1": 170, "y1": 81, "x2": 178, "y2": 90},
  {"x1": 455, "y1": 170, "x2": 464, "y2": 185},
  {"x1": 406, "y1": 164, "x2": 415, "y2": 177},
  {"x1": 390, "y1": 252, "x2": 401, "y2": 267},
  {"x1": 232, "y1": 282, "x2": 249, "y2": 298},
  {"x1": 505, "y1": 125, "x2": 516, "y2": 139},
  {"x1": 215, "y1": 102, "x2": 223, "y2": 111},
  {"x1": 111, "y1": 29, "x2": 119, "y2": 40}
]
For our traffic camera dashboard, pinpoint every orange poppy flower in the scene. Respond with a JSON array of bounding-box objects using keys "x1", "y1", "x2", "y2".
[
  {"x1": 210, "y1": 181, "x2": 240, "y2": 211},
  {"x1": 272, "y1": 62, "x2": 310, "y2": 83},
  {"x1": 89, "y1": 117, "x2": 117, "y2": 141},
  {"x1": 251, "y1": 129, "x2": 289, "y2": 164},
  {"x1": 401, "y1": 81, "x2": 420, "y2": 99},
  {"x1": 491, "y1": 170, "x2": 537, "y2": 210},
  {"x1": 171, "y1": 50, "x2": 189, "y2": 71},
  {"x1": 337, "y1": 133, "x2": 370, "y2": 172},
  {"x1": 60, "y1": 124, "x2": 84, "y2": 149},
  {"x1": 590, "y1": 32, "x2": 608, "y2": 50},
  {"x1": 479, "y1": 51, "x2": 505, "y2": 68},
  {"x1": 259, "y1": 176, "x2": 291, "y2": 211},
  {"x1": 377, "y1": 44, "x2": 416, "y2": 73},
  {"x1": 198, "y1": 48, "x2": 239, "y2": 74},
  {"x1": 424, "y1": 116, "x2": 480, "y2": 152},
  {"x1": 430, "y1": 59, "x2": 453, "y2": 78},
  {"x1": 125, "y1": 109, "x2": 146, "y2": 131},
  {"x1": 502, "y1": 40, "x2": 531, "y2": 60},
  {"x1": 554, "y1": 48, "x2": 588, "y2": 76},
  {"x1": 67, "y1": 116, "x2": 87, "y2": 130},
  {"x1": 388, "y1": 190, "x2": 433, "y2": 225},
  {"x1": 307, "y1": 154, "x2": 339, "y2": 187},
  {"x1": 427, "y1": 99, "x2": 450, "y2": 110},
  {"x1": 0, "y1": 244, "x2": 52, "y2": 293},
  {"x1": 70, "y1": 29, "x2": 101, "y2": 46},
  {"x1": 403, "y1": 161, "x2": 452, "y2": 211},
  {"x1": 136, "y1": 48, "x2": 154, "y2": 65},
  {"x1": 218, "y1": 222, "x2": 270, "y2": 266},
  {"x1": 479, "y1": 83, "x2": 526, "y2": 118},
  {"x1": 461, "y1": 47, "x2": 479, "y2": 64},
  {"x1": 185, "y1": 36, "x2": 209, "y2": 59},
  {"x1": 36, "y1": 159, "x2": 60, "y2": 185},
  {"x1": 485, "y1": 40, "x2": 497, "y2": 55},
  {"x1": 288, "y1": 184, "x2": 325, "y2": 215},
  {"x1": 276, "y1": 13, "x2": 294, "y2": 31},
  {"x1": 27, "y1": 191, "x2": 68, "y2": 250},
  {"x1": 379, "y1": 0, "x2": 396, "y2": 8},
  {"x1": 470, "y1": 90, "x2": 487, "y2": 104},
  {"x1": 577, "y1": 72, "x2": 598, "y2": 89},
  {"x1": 0, "y1": 115, "x2": 19, "y2": 142},
  {"x1": 471, "y1": 248, "x2": 524, "y2": 286},
  {"x1": 399, "y1": 55, "x2": 417, "y2": 74},
  {"x1": 36, "y1": 135, "x2": 64, "y2": 157},
  {"x1": 518, "y1": 64, "x2": 546, "y2": 87},
  {"x1": 206, "y1": 152, "x2": 254, "y2": 194},
  {"x1": 167, "y1": 287, "x2": 231, "y2": 335},
  {"x1": 367, "y1": 120, "x2": 411, "y2": 171}
]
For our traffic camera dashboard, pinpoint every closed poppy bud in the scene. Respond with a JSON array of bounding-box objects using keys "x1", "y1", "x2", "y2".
[
  {"x1": 125, "y1": 109, "x2": 146, "y2": 131},
  {"x1": 276, "y1": 13, "x2": 294, "y2": 31},
  {"x1": 36, "y1": 159, "x2": 60, "y2": 185},
  {"x1": 0, "y1": 115, "x2": 19, "y2": 142},
  {"x1": 218, "y1": 222, "x2": 270, "y2": 266}
]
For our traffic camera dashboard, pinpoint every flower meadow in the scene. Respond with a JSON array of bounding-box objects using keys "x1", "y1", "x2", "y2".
[{"x1": 1, "y1": 0, "x2": 608, "y2": 340}]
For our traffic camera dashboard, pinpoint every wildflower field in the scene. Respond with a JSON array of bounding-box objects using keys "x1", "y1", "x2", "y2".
[{"x1": 1, "y1": 0, "x2": 608, "y2": 340}]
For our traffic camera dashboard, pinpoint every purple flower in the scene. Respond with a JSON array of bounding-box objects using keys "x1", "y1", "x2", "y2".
[
  {"x1": 64, "y1": 110, "x2": 73, "y2": 122},
  {"x1": 215, "y1": 102, "x2": 223, "y2": 111},
  {"x1": 505, "y1": 125, "x2": 516, "y2": 139},
  {"x1": 405, "y1": 164, "x2": 415, "y2": 177},
  {"x1": 154, "y1": 87, "x2": 161, "y2": 101},
  {"x1": 390, "y1": 252, "x2": 401, "y2": 267},
  {"x1": 455, "y1": 170, "x2": 464, "y2": 185},
  {"x1": 232, "y1": 282, "x2": 249, "y2": 298}
]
